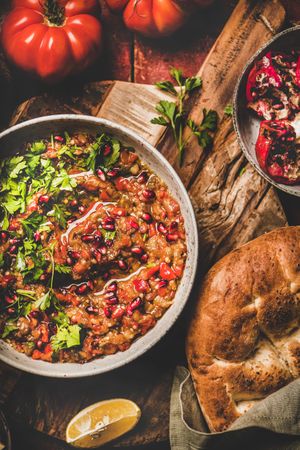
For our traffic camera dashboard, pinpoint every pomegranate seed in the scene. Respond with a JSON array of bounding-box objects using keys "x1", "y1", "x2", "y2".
[
  {"x1": 106, "y1": 239, "x2": 113, "y2": 247},
  {"x1": 39, "y1": 273, "x2": 49, "y2": 281},
  {"x1": 104, "y1": 291, "x2": 116, "y2": 299},
  {"x1": 7, "y1": 307, "x2": 15, "y2": 315},
  {"x1": 166, "y1": 233, "x2": 179, "y2": 242},
  {"x1": 76, "y1": 284, "x2": 88, "y2": 295},
  {"x1": 106, "y1": 297, "x2": 118, "y2": 305},
  {"x1": 142, "y1": 189, "x2": 156, "y2": 201},
  {"x1": 86, "y1": 305, "x2": 98, "y2": 314},
  {"x1": 127, "y1": 297, "x2": 142, "y2": 316},
  {"x1": 158, "y1": 280, "x2": 168, "y2": 288},
  {"x1": 0, "y1": 231, "x2": 9, "y2": 243},
  {"x1": 129, "y1": 218, "x2": 139, "y2": 230},
  {"x1": 38, "y1": 195, "x2": 50, "y2": 204},
  {"x1": 69, "y1": 199, "x2": 78, "y2": 209},
  {"x1": 104, "y1": 307, "x2": 111, "y2": 318},
  {"x1": 9, "y1": 245, "x2": 17, "y2": 255},
  {"x1": 78, "y1": 206, "x2": 85, "y2": 214},
  {"x1": 87, "y1": 280, "x2": 94, "y2": 290},
  {"x1": 111, "y1": 305, "x2": 125, "y2": 320},
  {"x1": 107, "y1": 168, "x2": 120, "y2": 178},
  {"x1": 118, "y1": 259, "x2": 128, "y2": 271},
  {"x1": 137, "y1": 171, "x2": 149, "y2": 184},
  {"x1": 94, "y1": 230, "x2": 103, "y2": 242},
  {"x1": 103, "y1": 272, "x2": 110, "y2": 281},
  {"x1": 81, "y1": 234, "x2": 94, "y2": 243},
  {"x1": 157, "y1": 222, "x2": 167, "y2": 234},
  {"x1": 36, "y1": 339, "x2": 44, "y2": 349},
  {"x1": 69, "y1": 251, "x2": 80, "y2": 260},
  {"x1": 5, "y1": 295, "x2": 15, "y2": 304},
  {"x1": 107, "y1": 281, "x2": 117, "y2": 292},
  {"x1": 141, "y1": 253, "x2": 149, "y2": 263},
  {"x1": 99, "y1": 245, "x2": 107, "y2": 255},
  {"x1": 34, "y1": 231, "x2": 41, "y2": 242},
  {"x1": 30, "y1": 310, "x2": 42, "y2": 320},
  {"x1": 131, "y1": 246, "x2": 144, "y2": 257},
  {"x1": 170, "y1": 221, "x2": 178, "y2": 231},
  {"x1": 54, "y1": 135, "x2": 64, "y2": 142},
  {"x1": 96, "y1": 168, "x2": 106, "y2": 181},
  {"x1": 141, "y1": 213, "x2": 152, "y2": 223},
  {"x1": 103, "y1": 144, "x2": 112, "y2": 156},
  {"x1": 102, "y1": 223, "x2": 115, "y2": 231},
  {"x1": 66, "y1": 257, "x2": 73, "y2": 266},
  {"x1": 103, "y1": 216, "x2": 115, "y2": 225},
  {"x1": 93, "y1": 249, "x2": 102, "y2": 263}
]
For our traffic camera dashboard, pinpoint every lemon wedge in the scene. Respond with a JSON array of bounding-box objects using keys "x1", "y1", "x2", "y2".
[{"x1": 66, "y1": 398, "x2": 141, "y2": 448}]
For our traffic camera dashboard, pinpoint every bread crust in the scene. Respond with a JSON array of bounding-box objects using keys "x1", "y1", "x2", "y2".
[{"x1": 186, "y1": 227, "x2": 300, "y2": 432}]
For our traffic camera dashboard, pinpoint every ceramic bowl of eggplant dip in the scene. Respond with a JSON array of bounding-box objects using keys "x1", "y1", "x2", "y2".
[
  {"x1": 233, "y1": 26, "x2": 300, "y2": 196},
  {"x1": 0, "y1": 115, "x2": 198, "y2": 378}
]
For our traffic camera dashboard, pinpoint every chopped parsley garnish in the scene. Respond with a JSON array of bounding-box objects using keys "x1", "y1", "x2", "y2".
[{"x1": 51, "y1": 322, "x2": 81, "y2": 351}]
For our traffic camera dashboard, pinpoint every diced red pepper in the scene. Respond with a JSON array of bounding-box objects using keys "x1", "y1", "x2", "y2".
[
  {"x1": 159, "y1": 262, "x2": 177, "y2": 281},
  {"x1": 133, "y1": 278, "x2": 150, "y2": 293}
]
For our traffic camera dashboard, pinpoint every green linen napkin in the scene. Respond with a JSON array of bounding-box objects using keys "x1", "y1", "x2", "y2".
[{"x1": 170, "y1": 367, "x2": 300, "y2": 450}]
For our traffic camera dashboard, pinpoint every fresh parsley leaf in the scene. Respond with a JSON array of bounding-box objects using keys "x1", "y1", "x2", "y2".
[
  {"x1": 155, "y1": 81, "x2": 177, "y2": 96},
  {"x1": 34, "y1": 291, "x2": 53, "y2": 311},
  {"x1": 9, "y1": 158, "x2": 27, "y2": 179},
  {"x1": 1, "y1": 322, "x2": 18, "y2": 338},
  {"x1": 102, "y1": 230, "x2": 116, "y2": 241},
  {"x1": 51, "y1": 169, "x2": 77, "y2": 192},
  {"x1": 152, "y1": 68, "x2": 203, "y2": 165},
  {"x1": 53, "y1": 311, "x2": 70, "y2": 327},
  {"x1": 0, "y1": 206, "x2": 9, "y2": 230},
  {"x1": 21, "y1": 211, "x2": 44, "y2": 238},
  {"x1": 16, "y1": 249, "x2": 26, "y2": 272},
  {"x1": 224, "y1": 104, "x2": 233, "y2": 116},
  {"x1": 51, "y1": 324, "x2": 81, "y2": 351},
  {"x1": 54, "y1": 264, "x2": 72, "y2": 275},
  {"x1": 187, "y1": 110, "x2": 218, "y2": 150},
  {"x1": 201, "y1": 109, "x2": 218, "y2": 131},
  {"x1": 103, "y1": 139, "x2": 120, "y2": 168},
  {"x1": 170, "y1": 68, "x2": 184, "y2": 86},
  {"x1": 184, "y1": 77, "x2": 202, "y2": 92},
  {"x1": 52, "y1": 204, "x2": 68, "y2": 228},
  {"x1": 30, "y1": 141, "x2": 46, "y2": 154}
]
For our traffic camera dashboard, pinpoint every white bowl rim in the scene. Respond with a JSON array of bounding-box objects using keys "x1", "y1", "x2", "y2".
[{"x1": 0, "y1": 114, "x2": 199, "y2": 378}]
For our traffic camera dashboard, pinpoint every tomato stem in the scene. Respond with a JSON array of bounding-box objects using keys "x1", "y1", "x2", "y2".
[{"x1": 43, "y1": 0, "x2": 65, "y2": 26}]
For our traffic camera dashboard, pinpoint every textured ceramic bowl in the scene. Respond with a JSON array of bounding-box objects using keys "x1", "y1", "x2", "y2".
[
  {"x1": 233, "y1": 26, "x2": 300, "y2": 196},
  {"x1": 0, "y1": 114, "x2": 198, "y2": 378}
]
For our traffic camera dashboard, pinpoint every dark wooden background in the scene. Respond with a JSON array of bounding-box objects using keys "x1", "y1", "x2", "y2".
[{"x1": 0, "y1": 1, "x2": 300, "y2": 449}]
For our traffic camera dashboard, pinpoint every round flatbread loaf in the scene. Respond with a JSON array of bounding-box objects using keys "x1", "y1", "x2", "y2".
[{"x1": 186, "y1": 227, "x2": 300, "y2": 432}]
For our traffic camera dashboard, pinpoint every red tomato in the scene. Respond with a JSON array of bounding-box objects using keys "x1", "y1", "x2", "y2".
[
  {"x1": 105, "y1": 0, "x2": 128, "y2": 12},
  {"x1": 2, "y1": 0, "x2": 103, "y2": 83},
  {"x1": 105, "y1": 0, "x2": 215, "y2": 37}
]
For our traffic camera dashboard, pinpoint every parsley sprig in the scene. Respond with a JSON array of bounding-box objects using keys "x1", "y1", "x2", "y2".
[
  {"x1": 151, "y1": 68, "x2": 202, "y2": 165},
  {"x1": 151, "y1": 68, "x2": 218, "y2": 165}
]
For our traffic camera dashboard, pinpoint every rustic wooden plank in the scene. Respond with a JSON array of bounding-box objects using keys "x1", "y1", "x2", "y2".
[
  {"x1": 0, "y1": 363, "x2": 19, "y2": 406},
  {"x1": 97, "y1": 81, "x2": 173, "y2": 144}
]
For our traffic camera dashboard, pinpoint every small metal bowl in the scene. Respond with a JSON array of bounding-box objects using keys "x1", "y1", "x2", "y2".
[
  {"x1": 233, "y1": 26, "x2": 300, "y2": 197},
  {"x1": 0, "y1": 410, "x2": 11, "y2": 450},
  {"x1": 0, "y1": 114, "x2": 198, "y2": 378}
]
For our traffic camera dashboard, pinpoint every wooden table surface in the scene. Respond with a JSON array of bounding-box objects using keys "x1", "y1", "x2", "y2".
[{"x1": 1, "y1": 1, "x2": 300, "y2": 449}]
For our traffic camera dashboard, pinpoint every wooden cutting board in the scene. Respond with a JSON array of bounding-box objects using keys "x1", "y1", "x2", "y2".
[{"x1": 0, "y1": 0, "x2": 287, "y2": 447}]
